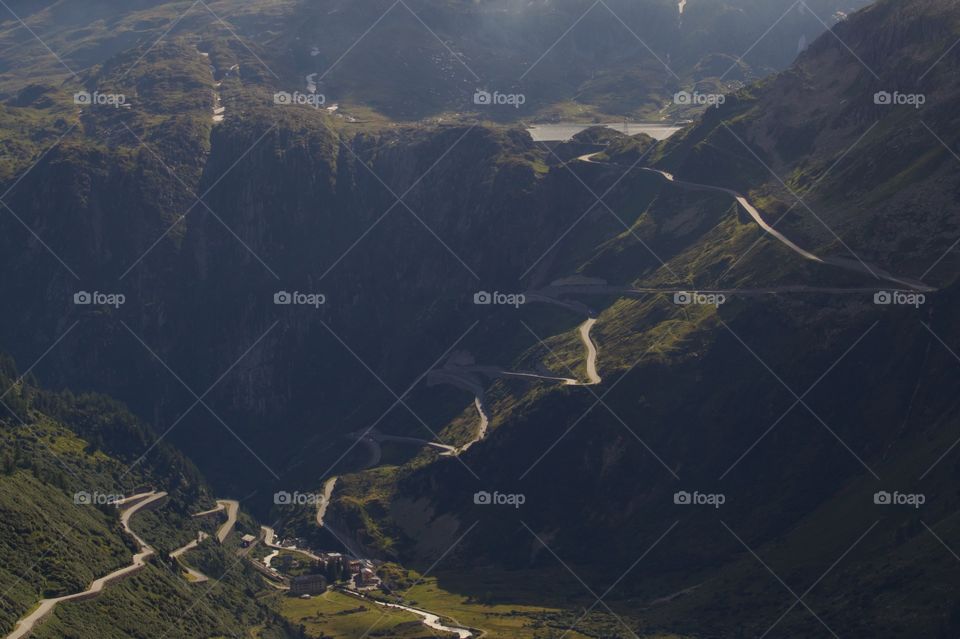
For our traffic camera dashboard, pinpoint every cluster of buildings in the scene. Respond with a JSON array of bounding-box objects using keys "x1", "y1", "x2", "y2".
[
  {"x1": 260, "y1": 530, "x2": 383, "y2": 596},
  {"x1": 287, "y1": 551, "x2": 382, "y2": 596},
  {"x1": 355, "y1": 565, "x2": 381, "y2": 589}
]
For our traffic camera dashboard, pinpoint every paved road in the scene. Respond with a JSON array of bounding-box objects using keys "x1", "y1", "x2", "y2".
[
  {"x1": 638, "y1": 166, "x2": 825, "y2": 262},
  {"x1": 261, "y1": 526, "x2": 321, "y2": 562},
  {"x1": 531, "y1": 282, "x2": 921, "y2": 299},
  {"x1": 346, "y1": 428, "x2": 456, "y2": 462},
  {"x1": 191, "y1": 502, "x2": 225, "y2": 518},
  {"x1": 579, "y1": 318, "x2": 601, "y2": 385},
  {"x1": 6, "y1": 492, "x2": 168, "y2": 639},
  {"x1": 170, "y1": 532, "x2": 210, "y2": 583},
  {"x1": 449, "y1": 365, "x2": 578, "y2": 386},
  {"x1": 577, "y1": 153, "x2": 934, "y2": 292},
  {"x1": 315, "y1": 477, "x2": 338, "y2": 528},
  {"x1": 342, "y1": 589, "x2": 473, "y2": 638},
  {"x1": 448, "y1": 317, "x2": 600, "y2": 387},
  {"x1": 115, "y1": 491, "x2": 158, "y2": 506},
  {"x1": 376, "y1": 433, "x2": 457, "y2": 455},
  {"x1": 262, "y1": 549, "x2": 279, "y2": 569},
  {"x1": 215, "y1": 500, "x2": 239, "y2": 543},
  {"x1": 426, "y1": 316, "x2": 602, "y2": 453},
  {"x1": 437, "y1": 321, "x2": 600, "y2": 388},
  {"x1": 426, "y1": 369, "x2": 491, "y2": 453},
  {"x1": 468, "y1": 396, "x2": 490, "y2": 451},
  {"x1": 190, "y1": 498, "x2": 238, "y2": 544},
  {"x1": 312, "y1": 476, "x2": 366, "y2": 557}
]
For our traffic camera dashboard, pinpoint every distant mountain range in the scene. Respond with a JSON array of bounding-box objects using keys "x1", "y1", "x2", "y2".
[
  {"x1": 0, "y1": 0, "x2": 870, "y2": 119},
  {"x1": 279, "y1": 0, "x2": 874, "y2": 119}
]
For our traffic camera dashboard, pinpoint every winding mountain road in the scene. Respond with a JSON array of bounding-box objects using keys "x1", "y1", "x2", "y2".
[
  {"x1": 423, "y1": 315, "x2": 602, "y2": 453},
  {"x1": 215, "y1": 500, "x2": 239, "y2": 543},
  {"x1": 316, "y1": 477, "x2": 338, "y2": 528},
  {"x1": 262, "y1": 526, "x2": 321, "y2": 562},
  {"x1": 376, "y1": 433, "x2": 457, "y2": 455},
  {"x1": 441, "y1": 365, "x2": 577, "y2": 386},
  {"x1": 157, "y1": 498, "x2": 239, "y2": 584},
  {"x1": 6, "y1": 491, "x2": 168, "y2": 639},
  {"x1": 262, "y1": 549, "x2": 279, "y2": 569},
  {"x1": 438, "y1": 319, "x2": 601, "y2": 389},
  {"x1": 579, "y1": 318, "x2": 601, "y2": 385},
  {"x1": 170, "y1": 532, "x2": 210, "y2": 583},
  {"x1": 644, "y1": 166, "x2": 824, "y2": 263},
  {"x1": 192, "y1": 502, "x2": 225, "y2": 518},
  {"x1": 426, "y1": 369, "x2": 491, "y2": 453},
  {"x1": 192, "y1": 499, "x2": 239, "y2": 543},
  {"x1": 577, "y1": 152, "x2": 934, "y2": 292},
  {"x1": 468, "y1": 396, "x2": 490, "y2": 451},
  {"x1": 531, "y1": 282, "x2": 920, "y2": 299},
  {"x1": 345, "y1": 428, "x2": 457, "y2": 464}
]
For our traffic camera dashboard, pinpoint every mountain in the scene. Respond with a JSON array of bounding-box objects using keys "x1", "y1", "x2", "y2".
[
  {"x1": 1, "y1": 0, "x2": 959, "y2": 637},
  {"x1": 311, "y1": 0, "x2": 960, "y2": 636}
]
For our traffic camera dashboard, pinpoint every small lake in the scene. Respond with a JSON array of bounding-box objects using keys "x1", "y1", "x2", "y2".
[{"x1": 526, "y1": 122, "x2": 683, "y2": 142}]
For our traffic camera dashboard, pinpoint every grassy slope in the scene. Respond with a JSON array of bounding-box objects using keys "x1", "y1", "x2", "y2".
[
  {"x1": 280, "y1": 590, "x2": 431, "y2": 639},
  {"x1": 0, "y1": 407, "x2": 162, "y2": 632},
  {"x1": 0, "y1": 459, "x2": 133, "y2": 627},
  {"x1": 0, "y1": 356, "x2": 297, "y2": 638},
  {"x1": 32, "y1": 560, "x2": 288, "y2": 639}
]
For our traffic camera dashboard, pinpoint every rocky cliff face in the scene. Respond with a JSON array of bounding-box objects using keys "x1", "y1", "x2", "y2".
[{"x1": 0, "y1": 39, "x2": 631, "y2": 488}]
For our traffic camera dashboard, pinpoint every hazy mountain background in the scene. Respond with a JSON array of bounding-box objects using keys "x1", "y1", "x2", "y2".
[{"x1": 0, "y1": 0, "x2": 870, "y2": 118}]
